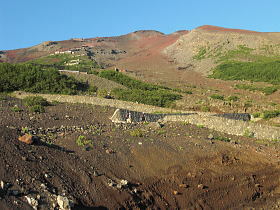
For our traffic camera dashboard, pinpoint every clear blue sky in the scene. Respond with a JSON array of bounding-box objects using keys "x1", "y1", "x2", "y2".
[{"x1": 1, "y1": 0, "x2": 280, "y2": 50}]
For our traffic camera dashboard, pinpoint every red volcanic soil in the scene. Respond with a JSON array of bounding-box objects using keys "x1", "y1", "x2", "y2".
[
  {"x1": 0, "y1": 96, "x2": 279, "y2": 209},
  {"x1": 114, "y1": 31, "x2": 188, "y2": 79},
  {"x1": 197, "y1": 25, "x2": 259, "y2": 34}
]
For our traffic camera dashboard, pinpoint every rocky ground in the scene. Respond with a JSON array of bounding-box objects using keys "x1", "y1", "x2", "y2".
[{"x1": 0, "y1": 96, "x2": 280, "y2": 209}]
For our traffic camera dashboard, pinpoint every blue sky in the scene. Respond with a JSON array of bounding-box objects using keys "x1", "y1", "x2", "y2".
[{"x1": 1, "y1": 0, "x2": 280, "y2": 50}]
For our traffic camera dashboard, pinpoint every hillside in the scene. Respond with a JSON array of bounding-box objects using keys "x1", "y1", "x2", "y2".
[
  {"x1": 1, "y1": 25, "x2": 280, "y2": 209},
  {"x1": 1, "y1": 25, "x2": 280, "y2": 116}
]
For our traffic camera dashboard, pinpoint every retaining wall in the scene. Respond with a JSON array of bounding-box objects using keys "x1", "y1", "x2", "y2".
[{"x1": 12, "y1": 91, "x2": 280, "y2": 140}]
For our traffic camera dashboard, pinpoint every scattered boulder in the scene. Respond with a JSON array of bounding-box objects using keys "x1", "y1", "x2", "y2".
[
  {"x1": 116, "y1": 179, "x2": 128, "y2": 189},
  {"x1": 25, "y1": 195, "x2": 39, "y2": 210},
  {"x1": 207, "y1": 134, "x2": 214, "y2": 140},
  {"x1": 0, "y1": 180, "x2": 5, "y2": 190},
  {"x1": 147, "y1": 122, "x2": 163, "y2": 130},
  {"x1": 197, "y1": 184, "x2": 207, "y2": 189},
  {"x1": 173, "y1": 190, "x2": 179, "y2": 195},
  {"x1": 105, "y1": 148, "x2": 114, "y2": 154},
  {"x1": 57, "y1": 195, "x2": 71, "y2": 210},
  {"x1": 179, "y1": 184, "x2": 189, "y2": 188},
  {"x1": 18, "y1": 134, "x2": 34, "y2": 144}
]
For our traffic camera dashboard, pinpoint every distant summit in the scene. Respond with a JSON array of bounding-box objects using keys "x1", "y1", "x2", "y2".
[{"x1": 196, "y1": 25, "x2": 259, "y2": 33}]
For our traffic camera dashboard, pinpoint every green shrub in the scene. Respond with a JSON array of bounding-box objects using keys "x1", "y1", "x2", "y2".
[
  {"x1": 227, "y1": 96, "x2": 239, "y2": 102},
  {"x1": 235, "y1": 84, "x2": 278, "y2": 95},
  {"x1": 193, "y1": 47, "x2": 207, "y2": 60},
  {"x1": 88, "y1": 85, "x2": 98, "y2": 94},
  {"x1": 76, "y1": 135, "x2": 93, "y2": 148},
  {"x1": 210, "y1": 94, "x2": 224, "y2": 100},
  {"x1": 87, "y1": 69, "x2": 99, "y2": 75},
  {"x1": 97, "y1": 89, "x2": 108, "y2": 98},
  {"x1": 29, "y1": 105, "x2": 45, "y2": 113},
  {"x1": 214, "y1": 136, "x2": 231, "y2": 142},
  {"x1": 196, "y1": 124, "x2": 205, "y2": 128},
  {"x1": 210, "y1": 60, "x2": 280, "y2": 84},
  {"x1": 252, "y1": 112, "x2": 261, "y2": 118},
  {"x1": 243, "y1": 129, "x2": 254, "y2": 138},
  {"x1": 111, "y1": 88, "x2": 181, "y2": 107},
  {"x1": 23, "y1": 96, "x2": 48, "y2": 107},
  {"x1": 262, "y1": 110, "x2": 280, "y2": 119},
  {"x1": 11, "y1": 106, "x2": 23, "y2": 112},
  {"x1": 0, "y1": 63, "x2": 87, "y2": 94},
  {"x1": 201, "y1": 105, "x2": 210, "y2": 112},
  {"x1": 262, "y1": 86, "x2": 278, "y2": 95},
  {"x1": 0, "y1": 93, "x2": 7, "y2": 101},
  {"x1": 129, "y1": 129, "x2": 144, "y2": 137},
  {"x1": 99, "y1": 70, "x2": 169, "y2": 91}
]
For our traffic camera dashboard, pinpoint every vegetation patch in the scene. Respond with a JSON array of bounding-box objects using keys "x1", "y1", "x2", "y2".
[
  {"x1": 99, "y1": 70, "x2": 168, "y2": 91},
  {"x1": 23, "y1": 96, "x2": 49, "y2": 107},
  {"x1": 96, "y1": 70, "x2": 183, "y2": 107},
  {"x1": 261, "y1": 110, "x2": 280, "y2": 119},
  {"x1": 210, "y1": 94, "x2": 224, "y2": 100},
  {"x1": 111, "y1": 88, "x2": 181, "y2": 107},
  {"x1": 23, "y1": 96, "x2": 49, "y2": 113},
  {"x1": 76, "y1": 135, "x2": 93, "y2": 150},
  {"x1": 213, "y1": 136, "x2": 231, "y2": 142},
  {"x1": 193, "y1": 47, "x2": 207, "y2": 60},
  {"x1": 227, "y1": 95, "x2": 239, "y2": 102},
  {"x1": 218, "y1": 45, "x2": 254, "y2": 62},
  {"x1": 235, "y1": 84, "x2": 278, "y2": 95},
  {"x1": 210, "y1": 61, "x2": 280, "y2": 84},
  {"x1": 243, "y1": 129, "x2": 254, "y2": 138},
  {"x1": 11, "y1": 105, "x2": 23, "y2": 112},
  {"x1": 0, "y1": 63, "x2": 88, "y2": 94},
  {"x1": 129, "y1": 129, "x2": 145, "y2": 137}
]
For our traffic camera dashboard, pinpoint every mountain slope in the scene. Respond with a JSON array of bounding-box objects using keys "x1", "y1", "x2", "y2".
[{"x1": 1, "y1": 25, "x2": 280, "y2": 79}]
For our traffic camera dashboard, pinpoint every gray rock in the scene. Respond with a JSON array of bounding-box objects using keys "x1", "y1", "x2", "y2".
[
  {"x1": 25, "y1": 195, "x2": 38, "y2": 210},
  {"x1": 207, "y1": 134, "x2": 214, "y2": 140},
  {"x1": 57, "y1": 195, "x2": 71, "y2": 210},
  {"x1": 0, "y1": 180, "x2": 5, "y2": 190},
  {"x1": 147, "y1": 122, "x2": 163, "y2": 130}
]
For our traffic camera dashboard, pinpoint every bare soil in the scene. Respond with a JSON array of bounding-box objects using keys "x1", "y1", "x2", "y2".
[{"x1": 0, "y1": 96, "x2": 279, "y2": 209}]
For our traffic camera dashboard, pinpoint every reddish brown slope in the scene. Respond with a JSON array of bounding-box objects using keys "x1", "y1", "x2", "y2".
[{"x1": 197, "y1": 25, "x2": 259, "y2": 34}]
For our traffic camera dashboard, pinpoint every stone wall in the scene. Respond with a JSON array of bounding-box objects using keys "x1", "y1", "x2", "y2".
[
  {"x1": 110, "y1": 109, "x2": 196, "y2": 123},
  {"x1": 13, "y1": 91, "x2": 280, "y2": 140}
]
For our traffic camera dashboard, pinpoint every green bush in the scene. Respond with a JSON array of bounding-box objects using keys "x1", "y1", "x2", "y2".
[
  {"x1": 87, "y1": 85, "x2": 98, "y2": 94},
  {"x1": 111, "y1": 88, "x2": 181, "y2": 107},
  {"x1": 11, "y1": 106, "x2": 23, "y2": 112},
  {"x1": 262, "y1": 110, "x2": 280, "y2": 119},
  {"x1": 76, "y1": 135, "x2": 93, "y2": 148},
  {"x1": 210, "y1": 94, "x2": 224, "y2": 100},
  {"x1": 210, "y1": 61, "x2": 280, "y2": 84},
  {"x1": 252, "y1": 112, "x2": 261, "y2": 118},
  {"x1": 193, "y1": 47, "x2": 207, "y2": 60},
  {"x1": 0, "y1": 63, "x2": 87, "y2": 94},
  {"x1": 97, "y1": 70, "x2": 182, "y2": 107},
  {"x1": 262, "y1": 86, "x2": 278, "y2": 95},
  {"x1": 214, "y1": 136, "x2": 231, "y2": 142},
  {"x1": 201, "y1": 105, "x2": 210, "y2": 112},
  {"x1": 99, "y1": 70, "x2": 169, "y2": 91},
  {"x1": 235, "y1": 84, "x2": 278, "y2": 95},
  {"x1": 97, "y1": 89, "x2": 108, "y2": 98},
  {"x1": 29, "y1": 105, "x2": 45, "y2": 113},
  {"x1": 23, "y1": 96, "x2": 49, "y2": 107},
  {"x1": 129, "y1": 129, "x2": 144, "y2": 137},
  {"x1": 227, "y1": 95, "x2": 239, "y2": 102}
]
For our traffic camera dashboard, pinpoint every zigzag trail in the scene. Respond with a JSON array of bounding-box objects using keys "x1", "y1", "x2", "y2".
[{"x1": 13, "y1": 91, "x2": 280, "y2": 140}]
